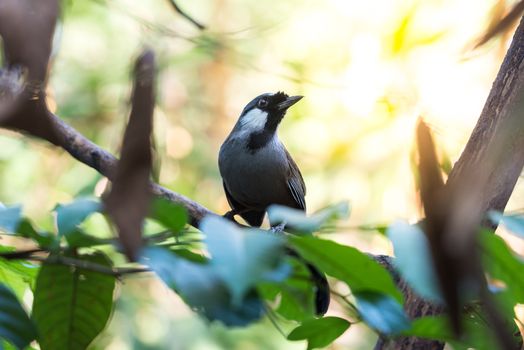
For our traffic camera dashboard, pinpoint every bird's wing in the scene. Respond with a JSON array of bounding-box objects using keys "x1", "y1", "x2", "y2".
[
  {"x1": 285, "y1": 148, "x2": 307, "y2": 211},
  {"x1": 223, "y1": 180, "x2": 244, "y2": 212},
  {"x1": 223, "y1": 181, "x2": 265, "y2": 227}
]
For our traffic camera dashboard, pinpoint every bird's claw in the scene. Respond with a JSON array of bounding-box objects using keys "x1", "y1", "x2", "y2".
[
  {"x1": 223, "y1": 210, "x2": 239, "y2": 224},
  {"x1": 270, "y1": 222, "x2": 287, "y2": 234}
]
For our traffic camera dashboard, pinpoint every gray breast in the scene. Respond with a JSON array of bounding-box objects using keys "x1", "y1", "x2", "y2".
[{"x1": 219, "y1": 135, "x2": 295, "y2": 210}]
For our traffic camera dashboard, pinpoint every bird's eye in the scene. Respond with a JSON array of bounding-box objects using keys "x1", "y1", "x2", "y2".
[{"x1": 257, "y1": 99, "x2": 268, "y2": 108}]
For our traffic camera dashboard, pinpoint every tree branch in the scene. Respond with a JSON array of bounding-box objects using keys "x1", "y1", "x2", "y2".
[
  {"x1": 0, "y1": 249, "x2": 151, "y2": 277},
  {"x1": 44, "y1": 111, "x2": 214, "y2": 227},
  {"x1": 375, "y1": 14, "x2": 524, "y2": 350},
  {"x1": 28, "y1": 255, "x2": 151, "y2": 277},
  {"x1": 167, "y1": 0, "x2": 206, "y2": 30}
]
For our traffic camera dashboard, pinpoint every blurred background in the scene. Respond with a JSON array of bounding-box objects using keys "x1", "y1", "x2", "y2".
[{"x1": 0, "y1": 0, "x2": 522, "y2": 348}]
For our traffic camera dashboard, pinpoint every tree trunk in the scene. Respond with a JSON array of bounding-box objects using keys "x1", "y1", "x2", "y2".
[{"x1": 374, "y1": 15, "x2": 524, "y2": 350}]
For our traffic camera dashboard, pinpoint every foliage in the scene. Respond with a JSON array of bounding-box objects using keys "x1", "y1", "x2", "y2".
[
  {"x1": 0, "y1": 283, "x2": 37, "y2": 349},
  {"x1": 287, "y1": 316, "x2": 350, "y2": 349},
  {"x1": 387, "y1": 221, "x2": 441, "y2": 302},
  {"x1": 32, "y1": 252, "x2": 115, "y2": 350},
  {"x1": 0, "y1": 197, "x2": 523, "y2": 349}
]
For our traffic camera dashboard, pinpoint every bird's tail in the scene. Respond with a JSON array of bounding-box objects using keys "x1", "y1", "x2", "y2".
[
  {"x1": 285, "y1": 247, "x2": 330, "y2": 315},
  {"x1": 305, "y1": 261, "x2": 330, "y2": 315}
]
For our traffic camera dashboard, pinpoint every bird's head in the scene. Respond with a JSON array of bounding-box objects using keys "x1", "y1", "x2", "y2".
[{"x1": 236, "y1": 91, "x2": 303, "y2": 134}]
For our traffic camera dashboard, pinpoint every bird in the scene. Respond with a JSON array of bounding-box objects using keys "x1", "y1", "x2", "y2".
[{"x1": 218, "y1": 91, "x2": 330, "y2": 315}]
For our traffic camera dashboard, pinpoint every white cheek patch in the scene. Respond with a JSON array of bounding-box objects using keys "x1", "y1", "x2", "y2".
[{"x1": 240, "y1": 108, "x2": 268, "y2": 132}]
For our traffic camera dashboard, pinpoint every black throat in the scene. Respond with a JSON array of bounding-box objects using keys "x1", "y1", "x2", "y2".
[
  {"x1": 246, "y1": 109, "x2": 284, "y2": 152},
  {"x1": 247, "y1": 129, "x2": 273, "y2": 152}
]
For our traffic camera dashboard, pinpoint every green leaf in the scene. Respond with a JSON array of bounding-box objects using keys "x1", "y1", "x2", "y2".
[
  {"x1": 64, "y1": 229, "x2": 104, "y2": 248},
  {"x1": 171, "y1": 249, "x2": 208, "y2": 264},
  {"x1": 489, "y1": 211, "x2": 524, "y2": 239},
  {"x1": 480, "y1": 230, "x2": 524, "y2": 303},
  {"x1": 55, "y1": 198, "x2": 101, "y2": 236},
  {"x1": 0, "y1": 246, "x2": 38, "y2": 297},
  {"x1": 201, "y1": 216, "x2": 288, "y2": 304},
  {"x1": 355, "y1": 292, "x2": 410, "y2": 335},
  {"x1": 387, "y1": 221, "x2": 442, "y2": 302},
  {"x1": 32, "y1": 252, "x2": 115, "y2": 350},
  {"x1": 141, "y1": 247, "x2": 264, "y2": 327},
  {"x1": 0, "y1": 205, "x2": 22, "y2": 233},
  {"x1": 0, "y1": 283, "x2": 37, "y2": 349},
  {"x1": 149, "y1": 197, "x2": 188, "y2": 233},
  {"x1": 16, "y1": 219, "x2": 54, "y2": 248},
  {"x1": 287, "y1": 316, "x2": 350, "y2": 350},
  {"x1": 259, "y1": 259, "x2": 317, "y2": 321},
  {"x1": 401, "y1": 315, "x2": 452, "y2": 341},
  {"x1": 290, "y1": 236, "x2": 402, "y2": 302},
  {"x1": 267, "y1": 201, "x2": 350, "y2": 233},
  {"x1": 358, "y1": 224, "x2": 388, "y2": 236},
  {"x1": 404, "y1": 308, "x2": 516, "y2": 350}
]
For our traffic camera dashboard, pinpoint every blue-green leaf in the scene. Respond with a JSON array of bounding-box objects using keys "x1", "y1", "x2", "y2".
[
  {"x1": 0, "y1": 284, "x2": 37, "y2": 349},
  {"x1": 287, "y1": 316, "x2": 350, "y2": 349},
  {"x1": 201, "y1": 216, "x2": 288, "y2": 304},
  {"x1": 149, "y1": 197, "x2": 188, "y2": 233},
  {"x1": 387, "y1": 221, "x2": 442, "y2": 302},
  {"x1": 267, "y1": 201, "x2": 350, "y2": 233},
  {"x1": 355, "y1": 292, "x2": 410, "y2": 335},
  {"x1": 0, "y1": 205, "x2": 22, "y2": 233},
  {"x1": 290, "y1": 236, "x2": 402, "y2": 302},
  {"x1": 141, "y1": 247, "x2": 264, "y2": 327},
  {"x1": 55, "y1": 198, "x2": 101, "y2": 236},
  {"x1": 488, "y1": 211, "x2": 524, "y2": 239}
]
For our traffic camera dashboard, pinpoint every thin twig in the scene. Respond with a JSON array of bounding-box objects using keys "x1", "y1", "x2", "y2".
[
  {"x1": 167, "y1": 0, "x2": 206, "y2": 30},
  {"x1": 330, "y1": 289, "x2": 360, "y2": 317},
  {"x1": 0, "y1": 248, "x2": 46, "y2": 259},
  {"x1": 263, "y1": 303, "x2": 287, "y2": 338},
  {"x1": 27, "y1": 255, "x2": 151, "y2": 277}
]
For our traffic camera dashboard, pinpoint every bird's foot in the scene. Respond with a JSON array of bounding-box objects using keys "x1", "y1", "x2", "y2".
[
  {"x1": 223, "y1": 210, "x2": 239, "y2": 224},
  {"x1": 270, "y1": 221, "x2": 287, "y2": 234}
]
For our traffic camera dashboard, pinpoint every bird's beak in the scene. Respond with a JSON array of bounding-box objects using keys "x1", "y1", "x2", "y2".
[{"x1": 277, "y1": 95, "x2": 303, "y2": 111}]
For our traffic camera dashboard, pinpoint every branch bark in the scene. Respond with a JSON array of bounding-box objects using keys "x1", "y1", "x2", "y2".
[{"x1": 45, "y1": 111, "x2": 214, "y2": 227}]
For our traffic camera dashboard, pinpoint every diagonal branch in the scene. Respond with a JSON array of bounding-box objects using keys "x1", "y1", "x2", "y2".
[{"x1": 43, "y1": 111, "x2": 213, "y2": 228}]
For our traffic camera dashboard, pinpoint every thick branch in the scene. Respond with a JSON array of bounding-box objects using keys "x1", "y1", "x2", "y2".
[
  {"x1": 447, "y1": 16, "x2": 524, "y2": 214},
  {"x1": 375, "y1": 14, "x2": 524, "y2": 350}
]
